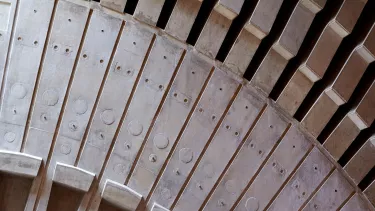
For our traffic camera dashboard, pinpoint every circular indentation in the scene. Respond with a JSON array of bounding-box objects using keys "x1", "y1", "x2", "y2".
[
  {"x1": 145, "y1": 78, "x2": 149, "y2": 83},
  {"x1": 101, "y1": 109, "x2": 115, "y2": 125},
  {"x1": 234, "y1": 131, "x2": 239, "y2": 136},
  {"x1": 40, "y1": 113, "x2": 49, "y2": 122},
  {"x1": 218, "y1": 199, "x2": 225, "y2": 207},
  {"x1": 314, "y1": 204, "x2": 318, "y2": 209},
  {"x1": 12, "y1": 107, "x2": 17, "y2": 115},
  {"x1": 269, "y1": 125, "x2": 273, "y2": 129},
  {"x1": 101, "y1": 29, "x2": 104, "y2": 33},
  {"x1": 179, "y1": 148, "x2": 193, "y2": 164},
  {"x1": 33, "y1": 9, "x2": 37, "y2": 13},
  {"x1": 161, "y1": 188, "x2": 171, "y2": 200},
  {"x1": 4, "y1": 132, "x2": 16, "y2": 143},
  {"x1": 128, "y1": 121, "x2": 143, "y2": 136},
  {"x1": 245, "y1": 197, "x2": 259, "y2": 211},
  {"x1": 334, "y1": 189, "x2": 337, "y2": 193},
  {"x1": 198, "y1": 108, "x2": 203, "y2": 113},
  {"x1": 149, "y1": 154, "x2": 157, "y2": 162},
  {"x1": 203, "y1": 163, "x2": 214, "y2": 178},
  {"x1": 96, "y1": 130, "x2": 105, "y2": 140},
  {"x1": 272, "y1": 162, "x2": 276, "y2": 167},
  {"x1": 34, "y1": 41, "x2": 38, "y2": 45},
  {"x1": 212, "y1": 115, "x2": 216, "y2": 121},
  {"x1": 65, "y1": 48, "x2": 69, "y2": 53},
  {"x1": 225, "y1": 180, "x2": 237, "y2": 194},
  {"x1": 60, "y1": 143, "x2": 71, "y2": 155},
  {"x1": 100, "y1": 59, "x2": 104, "y2": 63},
  {"x1": 245, "y1": 106, "x2": 248, "y2": 109},
  {"x1": 192, "y1": 71, "x2": 195, "y2": 75},
  {"x1": 302, "y1": 192, "x2": 306, "y2": 196},
  {"x1": 219, "y1": 88, "x2": 223, "y2": 91},
  {"x1": 159, "y1": 85, "x2": 163, "y2": 90},
  {"x1": 293, "y1": 145, "x2": 296, "y2": 148},
  {"x1": 73, "y1": 98, "x2": 88, "y2": 115},
  {"x1": 68, "y1": 121, "x2": 78, "y2": 131},
  {"x1": 184, "y1": 98, "x2": 188, "y2": 103},
  {"x1": 163, "y1": 56, "x2": 167, "y2": 59},
  {"x1": 17, "y1": 36, "x2": 22, "y2": 40},
  {"x1": 124, "y1": 141, "x2": 132, "y2": 150},
  {"x1": 197, "y1": 183, "x2": 203, "y2": 190},
  {"x1": 174, "y1": 168, "x2": 180, "y2": 175},
  {"x1": 250, "y1": 143, "x2": 254, "y2": 148},
  {"x1": 42, "y1": 89, "x2": 59, "y2": 106},
  {"x1": 126, "y1": 70, "x2": 132, "y2": 75},
  {"x1": 114, "y1": 163, "x2": 126, "y2": 174},
  {"x1": 68, "y1": 18, "x2": 71, "y2": 22},
  {"x1": 173, "y1": 93, "x2": 178, "y2": 97},
  {"x1": 226, "y1": 125, "x2": 231, "y2": 130},
  {"x1": 133, "y1": 42, "x2": 136, "y2": 45},
  {"x1": 11, "y1": 83, "x2": 27, "y2": 99},
  {"x1": 258, "y1": 150, "x2": 262, "y2": 155},
  {"x1": 313, "y1": 164, "x2": 319, "y2": 171},
  {"x1": 153, "y1": 134, "x2": 169, "y2": 149},
  {"x1": 53, "y1": 45, "x2": 58, "y2": 50},
  {"x1": 83, "y1": 54, "x2": 87, "y2": 58}
]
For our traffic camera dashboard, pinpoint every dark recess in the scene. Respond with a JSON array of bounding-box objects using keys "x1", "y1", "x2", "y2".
[
  {"x1": 318, "y1": 63, "x2": 375, "y2": 143},
  {"x1": 269, "y1": 0, "x2": 343, "y2": 101},
  {"x1": 156, "y1": 0, "x2": 178, "y2": 29},
  {"x1": 243, "y1": 0, "x2": 299, "y2": 81},
  {"x1": 294, "y1": 0, "x2": 375, "y2": 121},
  {"x1": 124, "y1": 0, "x2": 139, "y2": 15},
  {"x1": 359, "y1": 167, "x2": 375, "y2": 191},
  {"x1": 215, "y1": 0, "x2": 259, "y2": 62},
  {"x1": 339, "y1": 121, "x2": 375, "y2": 167},
  {"x1": 186, "y1": 0, "x2": 217, "y2": 46}
]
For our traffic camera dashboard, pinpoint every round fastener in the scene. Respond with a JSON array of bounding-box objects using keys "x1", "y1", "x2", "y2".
[
  {"x1": 179, "y1": 148, "x2": 193, "y2": 164},
  {"x1": 128, "y1": 120, "x2": 143, "y2": 136},
  {"x1": 97, "y1": 130, "x2": 105, "y2": 140},
  {"x1": 218, "y1": 199, "x2": 225, "y2": 207},
  {"x1": 161, "y1": 188, "x2": 171, "y2": 200},
  {"x1": 153, "y1": 134, "x2": 169, "y2": 149},
  {"x1": 245, "y1": 197, "x2": 259, "y2": 211},
  {"x1": 73, "y1": 98, "x2": 88, "y2": 115},
  {"x1": 68, "y1": 121, "x2": 78, "y2": 131},
  {"x1": 197, "y1": 183, "x2": 203, "y2": 190},
  {"x1": 40, "y1": 113, "x2": 49, "y2": 122},
  {"x1": 124, "y1": 141, "x2": 132, "y2": 150},
  {"x1": 149, "y1": 154, "x2": 157, "y2": 162},
  {"x1": 11, "y1": 83, "x2": 27, "y2": 99},
  {"x1": 101, "y1": 109, "x2": 115, "y2": 125},
  {"x1": 42, "y1": 89, "x2": 59, "y2": 106},
  {"x1": 60, "y1": 143, "x2": 71, "y2": 155},
  {"x1": 203, "y1": 163, "x2": 214, "y2": 178},
  {"x1": 113, "y1": 163, "x2": 126, "y2": 175},
  {"x1": 4, "y1": 132, "x2": 16, "y2": 143},
  {"x1": 225, "y1": 180, "x2": 237, "y2": 194},
  {"x1": 174, "y1": 168, "x2": 180, "y2": 175}
]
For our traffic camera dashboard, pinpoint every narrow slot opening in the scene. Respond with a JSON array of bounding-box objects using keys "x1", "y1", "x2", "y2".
[
  {"x1": 156, "y1": 0, "x2": 178, "y2": 29},
  {"x1": 294, "y1": 0, "x2": 375, "y2": 121},
  {"x1": 243, "y1": 0, "x2": 299, "y2": 80},
  {"x1": 215, "y1": 0, "x2": 259, "y2": 62},
  {"x1": 269, "y1": 0, "x2": 343, "y2": 101},
  {"x1": 186, "y1": 0, "x2": 217, "y2": 46}
]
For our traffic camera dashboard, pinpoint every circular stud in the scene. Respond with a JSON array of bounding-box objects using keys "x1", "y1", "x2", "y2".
[
  {"x1": 4, "y1": 132, "x2": 16, "y2": 143},
  {"x1": 73, "y1": 98, "x2": 88, "y2": 115},
  {"x1": 179, "y1": 148, "x2": 193, "y2": 164},
  {"x1": 153, "y1": 134, "x2": 169, "y2": 149},
  {"x1": 128, "y1": 121, "x2": 143, "y2": 136},
  {"x1": 245, "y1": 197, "x2": 259, "y2": 211},
  {"x1": 42, "y1": 89, "x2": 59, "y2": 106},
  {"x1": 101, "y1": 109, "x2": 115, "y2": 125},
  {"x1": 11, "y1": 83, "x2": 27, "y2": 99}
]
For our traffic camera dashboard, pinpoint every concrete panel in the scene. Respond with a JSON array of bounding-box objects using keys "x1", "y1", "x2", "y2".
[
  {"x1": 127, "y1": 51, "x2": 212, "y2": 197},
  {"x1": 0, "y1": 150, "x2": 42, "y2": 178},
  {"x1": 53, "y1": 162, "x2": 95, "y2": 192},
  {"x1": 102, "y1": 180, "x2": 143, "y2": 211},
  {"x1": 174, "y1": 87, "x2": 265, "y2": 211},
  {"x1": 148, "y1": 68, "x2": 239, "y2": 208},
  {"x1": 203, "y1": 107, "x2": 289, "y2": 211}
]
